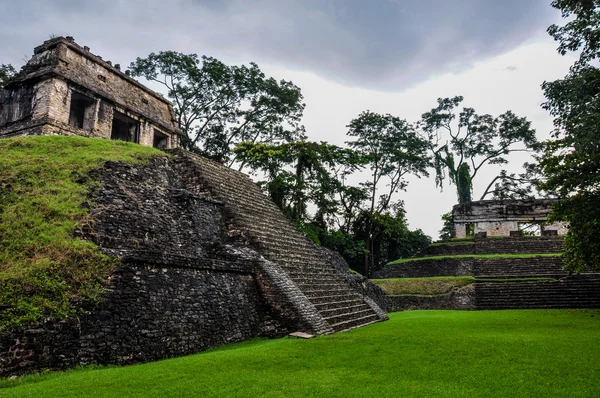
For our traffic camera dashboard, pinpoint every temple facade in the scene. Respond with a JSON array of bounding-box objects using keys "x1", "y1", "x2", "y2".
[
  {"x1": 0, "y1": 37, "x2": 180, "y2": 149},
  {"x1": 452, "y1": 199, "x2": 568, "y2": 238}
]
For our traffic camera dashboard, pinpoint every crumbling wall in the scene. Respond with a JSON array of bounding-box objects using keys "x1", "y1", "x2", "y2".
[
  {"x1": 0, "y1": 37, "x2": 179, "y2": 147},
  {"x1": 0, "y1": 85, "x2": 34, "y2": 128},
  {"x1": 452, "y1": 199, "x2": 566, "y2": 238},
  {"x1": 0, "y1": 260, "x2": 266, "y2": 376}
]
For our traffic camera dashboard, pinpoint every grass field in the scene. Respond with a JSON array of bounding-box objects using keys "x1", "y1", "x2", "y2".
[{"x1": 1, "y1": 310, "x2": 598, "y2": 397}]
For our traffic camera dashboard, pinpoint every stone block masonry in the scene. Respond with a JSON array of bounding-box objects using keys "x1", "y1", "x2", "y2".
[
  {"x1": 452, "y1": 199, "x2": 568, "y2": 238},
  {"x1": 0, "y1": 149, "x2": 387, "y2": 376},
  {"x1": 0, "y1": 37, "x2": 180, "y2": 149}
]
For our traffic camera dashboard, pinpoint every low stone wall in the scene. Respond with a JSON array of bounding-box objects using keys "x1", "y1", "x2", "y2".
[
  {"x1": 373, "y1": 258, "x2": 473, "y2": 278},
  {"x1": 416, "y1": 237, "x2": 564, "y2": 258},
  {"x1": 416, "y1": 244, "x2": 476, "y2": 257},
  {"x1": 0, "y1": 260, "x2": 268, "y2": 376},
  {"x1": 389, "y1": 286, "x2": 475, "y2": 311}
]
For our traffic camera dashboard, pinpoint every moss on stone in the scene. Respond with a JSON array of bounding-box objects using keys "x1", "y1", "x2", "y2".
[{"x1": 0, "y1": 136, "x2": 164, "y2": 330}]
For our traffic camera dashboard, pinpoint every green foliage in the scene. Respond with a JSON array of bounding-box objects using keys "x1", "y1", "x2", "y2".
[
  {"x1": 348, "y1": 205, "x2": 431, "y2": 275},
  {"x1": 455, "y1": 163, "x2": 472, "y2": 203},
  {"x1": 2, "y1": 310, "x2": 599, "y2": 397},
  {"x1": 539, "y1": 1, "x2": 600, "y2": 271},
  {"x1": 346, "y1": 111, "x2": 430, "y2": 214},
  {"x1": 0, "y1": 136, "x2": 163, "y2": 330},
  {"x1": 345, "y1": 111, "x2": 431, "y2": 275},
  {"x1": 235, "y1": 141, "x2": 362, "y2": 225},
  {"x1": 438, "y1": 211, "x2": 455, "y2": 240},
  {"x1": 0, "y1": 63, "x2": 16, "y2": 89},
  {"x1": 421, "y1": 96, "x2": 539, "y2": 203},
  {"x1": 372, "y1": 276, "x2": 475, "y2": 296},
  {"x1": 129, "y1": 52, "x2": 305, "y2": 166}
]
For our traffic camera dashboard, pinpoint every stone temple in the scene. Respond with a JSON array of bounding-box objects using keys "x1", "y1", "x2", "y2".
[
  {"x1": 452, "y1": 199, "x2": 568, "y2": 238},
  {"x1": 0, "y1": 36, "x2": 180, "y2": 149},
  {"x1": 0, "y1": 38, "x2": 388, "y2": 376}
]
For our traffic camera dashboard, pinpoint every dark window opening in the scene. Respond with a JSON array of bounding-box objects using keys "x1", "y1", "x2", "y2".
[
  {"x1": 111, "y1": 111, "x2": 139, "y2": 143},
  {"x1": 68, "y1": 91, "x2": 95, "y2": 130},
  {"x1": 518, "y1": 222, "x2": 541, "y2": 236},
  {"x1": 466, "y1": 223, "x2": 475, "y2": 237},
  {"x1": 153, "y1": 129, "x2": 169, "y2": 149}
]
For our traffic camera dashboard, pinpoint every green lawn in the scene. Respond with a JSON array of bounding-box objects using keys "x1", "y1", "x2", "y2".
[{"x1": 2, "y1": 310, "x2": 599, "y2": 397}]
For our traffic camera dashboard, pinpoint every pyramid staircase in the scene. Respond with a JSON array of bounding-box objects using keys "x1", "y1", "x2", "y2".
[{"x1": 172, "y1": 150, "x2": 386, "y2": 333}]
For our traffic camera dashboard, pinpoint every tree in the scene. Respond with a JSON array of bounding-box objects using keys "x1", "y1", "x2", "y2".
[
  {"x1": 234, "y1": 140, "x2": 369, "y2": 268},
  {"x1": 0, "y1": 64, "x2": 16, "y2": 89},
  {"x1": 420, "y1": 96, "x2": 539, "y2": 203},
  {"x1": 234, "y1": 140, "x2": 361, "y2": 225},
  {"x1": 346, "y1": 111, "x2": 431, "y2": 276},
  {"x1": 129, "y1": 52, "x2": 305, "y2": 166},
  {"x1": 539, "y1": 0, "x2": 600, "y2": 271},
  {"x1": 438, "y1": 212, "x2": 454, "y2": 241}
]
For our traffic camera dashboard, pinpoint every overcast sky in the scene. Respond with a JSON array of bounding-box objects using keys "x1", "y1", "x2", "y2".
[{"x1": 0, "y1": 0, "x2": 577, "y2": 239}]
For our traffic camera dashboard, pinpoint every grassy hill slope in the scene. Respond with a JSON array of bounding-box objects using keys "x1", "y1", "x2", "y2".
[{"x1": 0, "y1": 136, "x2": 164, "y2": 330}]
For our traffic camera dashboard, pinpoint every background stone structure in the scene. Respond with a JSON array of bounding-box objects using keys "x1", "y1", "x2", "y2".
[
  {"x1": 0, "y1": 37, "x2": 180, "y2": 149},
  {"x1": 0, "y1": 151, "x2": 387, "y2": 376},
  {"x1": 452, "y1": 199, "x2": 568, "y2": 238}
]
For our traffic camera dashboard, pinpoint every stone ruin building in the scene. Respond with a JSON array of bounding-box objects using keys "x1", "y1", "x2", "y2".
[
  {"x1": 452, "y1": 199, "x2": 568, "y2": 238},
  {"x1": 374, "y1": 198, "x2": 599, "y2": 312},
  {"x1": 0, "y1": 39, "x2": 389, "y2": 376},
  {"x1": 0, "y1": 36, "x2": 180, "y2": 149}
]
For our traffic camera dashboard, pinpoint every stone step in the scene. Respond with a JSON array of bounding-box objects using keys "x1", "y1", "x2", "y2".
[
  {"x1": 320, "y1": 304, "x2": 372, "y2": 318},
  {"x1": 323, "y1": 308, "x2": 375, "y2": 325},
  {"x1": 313, "y1": 298, "x2": 365, "y2": 311},
  {"x1": 329, "y1": 314, "x2": 380, "y2": 332},
  {"x1": 309, "y1": 293, "x2": 355, "y2": 305}
]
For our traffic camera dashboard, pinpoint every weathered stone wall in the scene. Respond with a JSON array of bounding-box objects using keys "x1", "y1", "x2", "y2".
[
  {"x1": 373, "y1": 258, "x2": 474, "y2": 278},
  {"x1": 0, "y1": 85, "x2": 34, "y2": 127},
  {"x1": 0, "y1": 261, "x2": 266, "y2": 376},
  {"x1": 1, "y1": 150, "x2": 386, "y2": 376},
  {"x1": 1, "y1": 37, "x2": 180, "y2": 148},
  {"x1": 170, "y1": 150, "x2": 388, "y2": 332},
  {"x1": 416, "y1": 237, "x2": 564, "y2": 257},
  {"x1": 452, "y1": 199, "x2": 568, "y2": 238},
  {"x1": 374, "y1": 256, "x2": 566, "y2": 278},
  {"x1": 389, "y1": 286, "x2": 475, "y2": 311}
]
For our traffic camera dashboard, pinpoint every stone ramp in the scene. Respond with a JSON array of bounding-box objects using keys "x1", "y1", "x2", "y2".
[
  {"x1": 475, "y1": 274, "x2": 600, "y2": 309},
  {"x1": 171, "y1": 149, "x2": 387, "y2": 333}
]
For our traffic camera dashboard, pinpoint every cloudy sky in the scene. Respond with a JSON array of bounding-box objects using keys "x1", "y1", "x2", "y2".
[{"x1": 1, "y1": 0, "x2": 577, "y2": 239}]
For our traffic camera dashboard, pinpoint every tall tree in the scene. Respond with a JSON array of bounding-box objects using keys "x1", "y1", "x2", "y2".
[
  {"x1": 420, "y1": 96, "x2": 539, "y2": 203},
  {"x1": 234, "y1": 140, "x2": 361, "y2": 224},
  {"x1": 129, "y1": 52, "x2": 305, "y2": 166},
  {"x1": 539, "y1": 0, "x2": 600, "y2": 271},
  {"x1": 346, "y1": 111, "x2": 430, "y2": 276},
  {"x1": 0, "y1": 64, "x2": 16, "y2": 89}
]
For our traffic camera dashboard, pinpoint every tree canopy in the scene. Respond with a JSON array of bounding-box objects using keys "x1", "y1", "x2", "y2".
[
  {"x1": 346, "y1": 111, "x2": 431, "y2": 275},
  {"x1": 420, "y1": 96, "x2": 539, "y2": 203},
  {"x1": 539, "y1": 0, "x2": 600, "y2": 271},
  {"x1": 0, "y1": 64, "x2": 16, "y2": 89},
  {"x1": 128, "y1": 52, "x2": 305, "y2": 167}
]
